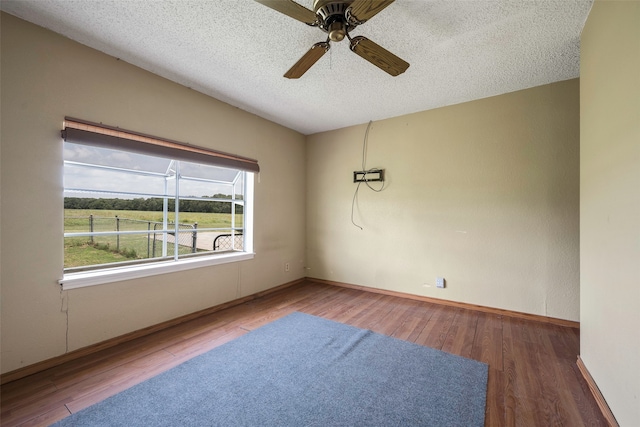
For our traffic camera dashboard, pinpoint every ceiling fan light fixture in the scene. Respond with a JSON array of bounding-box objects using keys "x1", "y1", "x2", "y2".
[{"x1": 328, "y1": 21, "x2": 346, "y2": 42}]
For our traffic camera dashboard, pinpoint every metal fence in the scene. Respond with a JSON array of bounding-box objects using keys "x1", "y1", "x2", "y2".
[
  {"x1": 65, "y1": 215, "x2": 247, "y2": 263},
  {"x1": 213, "y1": 233, "x2": 244, "y2": 251},
  {"x1": 150, "y1": 221, "x2": 198, "y2": 257},
  {"x1": 65, "y1": 215, "x2": 197, "y2": 259}
]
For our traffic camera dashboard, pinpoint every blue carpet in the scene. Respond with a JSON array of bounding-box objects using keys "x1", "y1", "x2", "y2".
[{"x1": 52, "y1": 312, "x2": 488, "y2": 426}]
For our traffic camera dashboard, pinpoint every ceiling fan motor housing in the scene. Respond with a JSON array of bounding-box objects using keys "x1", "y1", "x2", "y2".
[{"x1": 313, "y1": 0, "x2": 356, "y2": 42}]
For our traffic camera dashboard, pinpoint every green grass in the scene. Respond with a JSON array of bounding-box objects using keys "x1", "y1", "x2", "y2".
[
  {"x1": 64, "y1": 236, "x2": 196, "y2": 269},
  {"x1": 64, "y1": 209, "x2": 243, "y2": 269},
  {"x1": 64, "y1": 209, "x2": 243, "y2": 230},
  {"x1": 65, "y1": 239, "x2": 132, "y2": 268}
]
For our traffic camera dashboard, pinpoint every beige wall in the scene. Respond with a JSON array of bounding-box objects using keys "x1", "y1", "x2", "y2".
[
  {"x1": 580, "y1": 1, "x2": 640, "y2": 424},
  {"x1": 0, "y1": 13, "x2": 306, "y2": 374},
  {"x1": 307, "y1": 79, "x2": 580, "y2": 321}
]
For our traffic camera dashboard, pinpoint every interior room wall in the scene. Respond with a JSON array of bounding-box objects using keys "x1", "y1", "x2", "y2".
[
  {"x1": 0, "y1": 13, "x2": 306, "y2": 374},
  {"x1": 580, "y1": 0, "x2": 640, "y2": 424},
  {"x1": 306, "y1": 79, "x2": 580, "y2": 321}
]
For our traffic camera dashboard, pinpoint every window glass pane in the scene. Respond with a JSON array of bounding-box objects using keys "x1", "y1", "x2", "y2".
[
  {"x1": 178, "y1": 200, "x2": 234, "y2": 221},
  {"x1": 63, "y1": 225, "x2": 173, "y2": 271},
  {"x1": 234, "y1": 172, "x2": 245, "y2": 198},
  {"x1": 65, "y1": 164, "x2": 171, "y2": 197},
  {"x1": 178, "y1": 179, "x2": 234, "y2": 200},
  {"x1": 64, "y1": 141, "x2": 249, "y2": 273}
]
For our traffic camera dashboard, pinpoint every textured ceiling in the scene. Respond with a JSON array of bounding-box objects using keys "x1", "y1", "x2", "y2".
[{"x1": 1, "y1": 0, "x2": 593, "y2": 135}]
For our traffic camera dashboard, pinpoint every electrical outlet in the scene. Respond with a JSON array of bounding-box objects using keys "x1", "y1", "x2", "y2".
[
  {"x1": 436, "y1": 277, "x2": 445, "y2": 288},
  {"x1": 284, "y1": 262, "x2": 290, "y2": 272}
]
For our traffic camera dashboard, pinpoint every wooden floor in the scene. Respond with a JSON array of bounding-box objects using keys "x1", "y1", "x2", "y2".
[{"x1": 1, "y1": 280, "x2": 606, "y2": 426}]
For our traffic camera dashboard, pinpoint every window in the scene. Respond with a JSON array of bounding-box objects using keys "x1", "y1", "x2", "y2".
[{"x1": 60, "y1": 118, "x2": 257, "y2": 289}]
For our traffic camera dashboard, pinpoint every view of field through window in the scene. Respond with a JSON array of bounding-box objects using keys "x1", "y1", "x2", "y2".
[{"x1": 64, "y1": 141, "x2": 246, "y2": 272}]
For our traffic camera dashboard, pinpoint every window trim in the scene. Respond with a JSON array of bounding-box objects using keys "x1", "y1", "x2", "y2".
[
  {"x1": 59, "y1": 251, "x2": 255, "y2": 290},
  {"x1": 60, "y1": 118, "x2": 257, "y2": 289}
]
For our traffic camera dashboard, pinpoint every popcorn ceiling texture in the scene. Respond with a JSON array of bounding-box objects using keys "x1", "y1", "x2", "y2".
[{"x1": 0, "y1": 0, "x2": 593, "y2": 134}]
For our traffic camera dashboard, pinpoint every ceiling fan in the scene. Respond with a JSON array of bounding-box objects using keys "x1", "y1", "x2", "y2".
[{"x1": 255, "y1": 0, "x2": 410, "y2": 78}]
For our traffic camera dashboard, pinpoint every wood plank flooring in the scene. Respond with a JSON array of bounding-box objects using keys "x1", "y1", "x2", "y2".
[{"x1": 0, "y1": 280, "x2": 606, "y2": 426}]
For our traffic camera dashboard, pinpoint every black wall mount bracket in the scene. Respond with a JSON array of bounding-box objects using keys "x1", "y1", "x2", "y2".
[{"x1": 353, "y1": 169, "x2": 384, "y2": 183}]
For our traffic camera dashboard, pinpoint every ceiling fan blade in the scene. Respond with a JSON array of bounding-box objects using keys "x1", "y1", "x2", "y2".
[
  {"x1": 284, "y1": 42, "x2": 330, "y2": 79},
  {"x1": 350, "y1": 36, "x2": 409, "y2": 76},
  {"x1": 254, "y1": 0, "x2": 318, "y2": 25},
  {"x1": 347, "y1": 0, "x2": 395, "y2": 24}
]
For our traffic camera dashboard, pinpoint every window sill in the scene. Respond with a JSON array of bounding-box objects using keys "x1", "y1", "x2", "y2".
[{"x1": 60, "y1": 252, "x2": 255, "y2": 290}]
